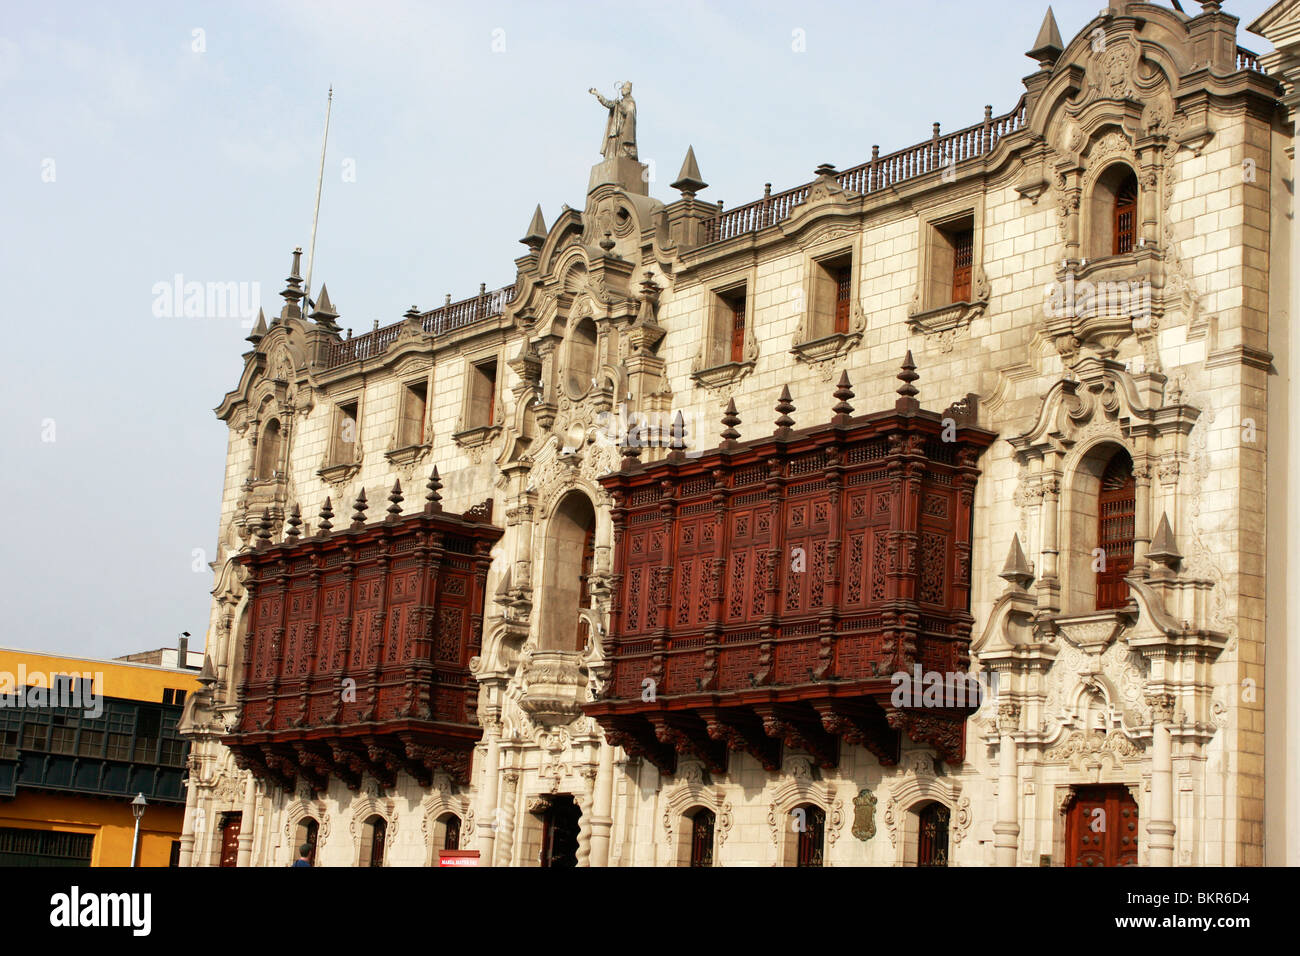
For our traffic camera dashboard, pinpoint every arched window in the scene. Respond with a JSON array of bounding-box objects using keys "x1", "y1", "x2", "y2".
[
  {"x1": 540, "y1": 492, "x2": 597, "y2": 651},
  {"x1": 256, "y1": 418, "x2": 281, "y2": 480},
  {"x1": 1096, "y1": 451, "x2": 1135, "y2": 610},
  {"x1": 795, "y1": 803, "x2": 825, "y2": 867},
  {"x1": 359, "y1": 815, "x2": 386, "y2": 867},
  {"x1": 566, "y1": 317, "x2": 599, "y2": 398},
  {"x1": 687, "y1": 807, "x2": 715, "y2": 867},
  {"x1": 917, "y1": 802, "x2": 950, "y2": 867},
  {"x1": 293, "y1": 817, "x2": 319, "y2": 865},
  {"x1": 1112, "y1": 170, "x2": 1138, "y2": 255}
]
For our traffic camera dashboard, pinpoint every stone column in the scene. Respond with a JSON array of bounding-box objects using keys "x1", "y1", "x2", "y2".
[
  {"x1": 1146, "y1": 693, "x2": 1176, "y2": 867},
  {"x1": 235, "y1": 773, "x2": 258, "y2": 867},
  {"x1": 1037, "y1": 474, "x2": 1061, "y2": 611},
  {"x1": 993, "y1": 702, "x2": 1021, "y2": 867},
  {"x1": 476, "y1": 727, "x2": 501, "y2": 865},
  {"x1": 1133, "y1": 461, "x2": 1152, "y2": 569},
  {"x1": 493, "y1": 770, "x2": 519, "y2": 868},
  {"x1": 577, "y1": 766, "x2": 598, "y2": 867},
  {"x1": 589, "y1": 738, "x2": 616, "y2": 867},
  {"x1": 178, "y1": 767, "x2": 200, "y2": 868}
]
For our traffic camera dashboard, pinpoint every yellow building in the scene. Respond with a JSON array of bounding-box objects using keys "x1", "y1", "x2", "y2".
[{"x1": 0, "y1": 647, "x2": 200, "y2": 866}]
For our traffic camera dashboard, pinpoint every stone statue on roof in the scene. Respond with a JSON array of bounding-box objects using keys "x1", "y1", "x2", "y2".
[{"x1": 589, "y1": 82, "x2": 638, "y2": 160}]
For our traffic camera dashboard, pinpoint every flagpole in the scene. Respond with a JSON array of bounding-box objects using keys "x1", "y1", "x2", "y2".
[{"x1": 303, "y1": 85, "x2": 332, "y2": 310}]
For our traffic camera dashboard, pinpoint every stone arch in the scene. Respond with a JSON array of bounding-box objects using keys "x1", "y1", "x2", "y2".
[
  {"x1": 421, "y1": 791, "x2": 474, "y2": 863},
  {"x1": 564, "y1": 315, "x2": 600, "y2": 400},
  {"x1": 282, "y1": 795, "x2": 330, "y2": 862},
  {"x1": 256, "y1": 417, "x2": 282, "y2": 479},
  {"x1": 348, "y1": 793, "x2": 397, "y2": 867}
]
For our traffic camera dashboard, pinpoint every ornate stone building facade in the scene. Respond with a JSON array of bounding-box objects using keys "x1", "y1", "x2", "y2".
[{"x1": 178, "y1": 2, "x2": 1292, "y2": 867}]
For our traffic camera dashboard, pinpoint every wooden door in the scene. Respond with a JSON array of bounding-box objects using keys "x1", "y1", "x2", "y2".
[
  {"x1": 796, "y1": 805, "x2": 826, "y2": 867},
  {"x1": 540, "y1": 796, "x2": 580, "y2": 868},
  {"x1": 689, "y1": 809, "x2": 715, "y2": 867},
  {"x1": 1097, "y1": 454, "x2": 1135, "y2": 610},
  {"x1": 729, "y1": 300, "x2": 746, "y2": 363},
  {"x1": 951, "y1": 231, "x2": 973, "y2": 302},
  {"x1": 576, "y1": 523, "x2": 595, "y2": 650},
  {"x1": 1064, "y1": 786, "x2": 1138, "y2": 867},
  {"x1": 917, "y1": 802, "x2": 950, "y2": 867},
  {"x1": 218, "y1": 813, "x2": 241, "y2": 868},
  {"x1": 834, "y1": 266, "x2": 852, "y2": 334},
  {"x1": 1113, "y1": 179, "x2": 1137, "y2": 255}
]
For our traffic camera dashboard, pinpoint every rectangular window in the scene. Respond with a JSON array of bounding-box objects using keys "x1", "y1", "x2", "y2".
[
  {"x1": 133, "y1": 709, "x2": 160, "y2": 762},
  {"x1": 22, "y1": 722, "x2": 48, "y2": 751},
  {"x1": 811, "y1": 251, "x2": 853, "y2": 339},
  {"x1": 927, "y1": 218, "x2": 974, "y2": 307},
  {"x1": 77, "y1": 729, "x2": 104, "y2": 757},
  {"x1": 330, "y1": 400, "x2": 359, "y2": 465},
  {"x1": 468, "y1": 361, "x2": 498, "y2": 429},
  {"x1": 399, "y1": 380, "x2": 429, "y2": 447},
  {"x1": 710, "y1": 285, "x2": 748, "y2": 367},
  {"x1": 50, "y1": 718, "x2": 76, "y2": 755}
]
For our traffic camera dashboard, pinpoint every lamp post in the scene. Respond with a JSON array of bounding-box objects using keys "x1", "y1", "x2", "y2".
[{"x1": 130, "y1": 793, "x2": 147, "y2": 867}]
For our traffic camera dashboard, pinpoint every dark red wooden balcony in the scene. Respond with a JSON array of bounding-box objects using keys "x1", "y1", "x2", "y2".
[
  {"x1": 584, "y1": 355, "x2": 995, "y2": 774},
  {"x1": 224, "y1": 475, "x2": 501, "y2": 789}
]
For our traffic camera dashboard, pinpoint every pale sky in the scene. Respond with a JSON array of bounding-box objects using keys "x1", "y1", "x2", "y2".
[{"x1": 0, "y1": 0, "x2": 1276, "y2": 660}]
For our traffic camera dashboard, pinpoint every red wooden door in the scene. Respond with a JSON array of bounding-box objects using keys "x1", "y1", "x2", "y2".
[
  {"x1": 218, "y1": 813, "x2": 241, "y2": 868},
  {"x1": 1064, "y1": 786, "x2": 1138, "y2": 867},
  {"x1": 1097, "y1": 455, "x2": 1135, "y2": 610},
  {"x1": 834, "y1": 266, "x2": 852, "y2": 334},
  {"x1": 917, "y1": 802, "x2": 950, "y2": 867},
  {"x1": 690, "y1": 809, "x2": 715, "y2": 867},
  {"x1": 729, "y1": 300, "x2": 746, "y2": 363},
  {"x1": 1113, "y1": 179, "x2": 1137, "y2": 255},
  {"x1": 796, "y1": 805, "x2": 826, "y2": 867},
  {"x1": 951, "y1": 231, "x2": 973, "y2": 301}
]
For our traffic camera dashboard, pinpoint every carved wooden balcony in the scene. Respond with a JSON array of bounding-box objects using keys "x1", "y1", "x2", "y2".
[
  {"x1": 224, "y1": 477, "x2": 501, "y2": 789},
  {"x1": 584, "y1": 356, "x2": 996, "y2": 774}
]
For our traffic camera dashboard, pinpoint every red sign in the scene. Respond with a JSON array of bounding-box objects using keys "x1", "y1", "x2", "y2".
[{"x1": 438, "y1": 850, "x2": 480, "y2": 867}]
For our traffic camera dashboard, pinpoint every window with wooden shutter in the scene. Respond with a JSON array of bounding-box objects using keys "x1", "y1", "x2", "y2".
[
  {"x1": 1113, "y1": 174, "x2": 1138, "y2": 255},
  {"x1": 1096, "y1": 452, "x2": 1135, "y2": 610},
  {"x1": 951, "y1": 228, "x2": 973, "y2": 301},
  {"x1": 576, "y1": 522, "x2": 596, "y2": 650},
  {"x1": 833, "y1": 265, "x2": 852, "y2": 334},
  {"x1": 729, "y1": 293, "x2": 746, "y2": 363}
]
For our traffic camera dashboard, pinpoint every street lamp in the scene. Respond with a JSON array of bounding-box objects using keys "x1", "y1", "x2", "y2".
[{"x1": 129, "y1": 793, "x2": 147, "y2": 867}]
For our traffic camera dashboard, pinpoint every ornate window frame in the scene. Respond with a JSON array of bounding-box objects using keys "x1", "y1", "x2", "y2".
[
  {"x1": 765, "y1": 758, "x2": 845, "y2": 866},
  {"x1": 349, "y1": 792, "x2": 397, "y2": 867},
  {"x1": 791, "y1": 235, "x2": 864, "y2": 364},
  {"x1": 660, "y1": 763, "x2": 734, "y2": 866},
  {"x1": 421, "y1": 790, "x2": 474, "y2": 864},
  {"x1": 882, "y1": 751, "x2": 971, "y2": 866},
  {"x1": 691, "y1": 268, "x2": 758, "y2": 389},
  {"x1": 906, "y1": 194, "x2": 989, "y2": 339},
  {"x1": 386, "y1": 369, "x2": 434, "y2": 468},
  {"x1": 454, "y1": 347, "x2": 505, "y2": 448},
  {"x1": 318, "y1": 390, "x2": 364, "y2": 483}
]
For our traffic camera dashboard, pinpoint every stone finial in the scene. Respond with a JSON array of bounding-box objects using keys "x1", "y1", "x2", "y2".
[
  {"x1": 246, "y1": 308, "x2": 269, "y2": 345},
  {"x1": 317, "y1": 496, "x2": 334, "y2": 534},
  {"x1": 1147, "y1": 512, "x2": 1182, "y2": 569},
  {"x1": 999, "y1": 533, "x2": 1035, "y2": 590},
  {"x1": 285, "y1": 503, "x2": 303, "y2": 541},
  {"x1": 1026, "y1": 6, "x2": 1064, "y2": 68},
  {"x1": 424, "y1": 466, "x2": 443, "y2": 513},
  {"x1": 256, "y1": 509, "x2": 273, "y2": 547},
  {"x1": 197, "y1": 654, "x2": 218, "y2": 688},
  {"x1": 774, "y1": 385, "x2": 796, "y2": 438},
  {"x1": 671, "y1": 145, "x2": 708, "y2": 197},
  {"x1": 521, "y1": 205, "x2": 547, "y2": 249},
  {"x1": 350, "y1": 488, "x2": 369, "y2": 528},
  {"x1": 310, "y1": 284, "x2": 340, "y2": 332},
  {"x1": 387, "y1": 480, "x2": 404, "y2": 520},
  {"x1": 621, "y1": 416, "x2": 643, "y2": 469},
  {"x1": 279, "y1": 246, "x2": 305, "y2": 320},
  {"x1": 720, "y1": 398, "x2": 741, "y2": 446},
  {"x1": 895, "y1": 351, "x2": 921, "y2": 412},
  {"x1": 667, "y1": 410, "x2": 687, "y2": 462},
  {"x1": 495, "y1": 567, "x2": 513, "y2": 601},
  {"x1": 832, "y1": 371, "x2": 855, "y2": 423},
  {"x1": 403, "y1": 304, "x2": 421, "y2": 324}
]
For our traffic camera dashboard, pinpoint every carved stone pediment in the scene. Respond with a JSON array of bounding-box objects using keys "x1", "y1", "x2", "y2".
[
  {"x1": 1052, "y1": 609, "x2": 1133, "y2": 654},
  {"x1": 690, "y1": 358, "x2": 755, "y2": 390},
  {"x1": 518, "y1": 650, "x2": 589, "y2": 728}
]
